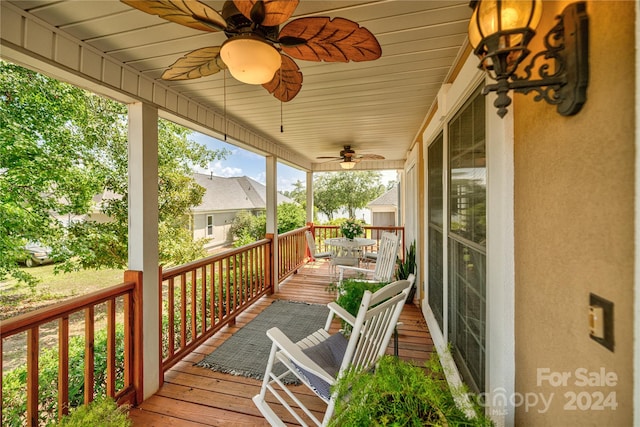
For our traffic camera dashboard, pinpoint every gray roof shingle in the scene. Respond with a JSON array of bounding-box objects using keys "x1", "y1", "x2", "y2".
[{"x1": 191, "y1": 173, "x2": 292, "y2": 212}]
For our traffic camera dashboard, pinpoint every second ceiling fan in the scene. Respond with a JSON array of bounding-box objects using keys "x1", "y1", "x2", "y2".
[
  {"x1": 317, "y1": 145, "x2": 385, "y2": 169},
  {"x1": 121, "y1": 0, "x2": 382, "y2": 102}
]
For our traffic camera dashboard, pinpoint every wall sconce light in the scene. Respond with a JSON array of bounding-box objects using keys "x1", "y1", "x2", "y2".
[
  {"x1": 340, "y1": 160, "x2": 356, "y2": 170},
  {"x1": 468, "y1": 1, "x2": 589, "y2": 118},
  {"x1": 220, "y1": 35, "x2": 281, "y2": 84}
]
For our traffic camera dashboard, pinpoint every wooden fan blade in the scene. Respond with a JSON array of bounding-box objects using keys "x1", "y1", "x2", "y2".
[
  {"x1": 121, "y1": 0, "x2": 227, "y2": 32},
  {"x1": 161, "y1": 47, "x2": 226, "y2": 80},
  {"x1": 357, "y1": 154, "x2": 386, "y2": 160},
  {"x1": 233, "y1": 0, "x2": 299, "y2": 27},
  {"x1": 262, "y1": 54, "x2": 303, "y2": 102},
  {"x1": 279, "y1": 17, "x2": 382, "y2": 62},
  {"x1": 316, "y1": 157, "x2": 342, "y2": 160}
]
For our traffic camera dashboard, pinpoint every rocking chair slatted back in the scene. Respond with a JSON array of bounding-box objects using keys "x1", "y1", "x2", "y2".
[
  {"x1": 337, "y1": 231, "x2": 400, "y2": 284},
  {"x1": 372, "y1": 231, "x2": 400, "y2": 282}
]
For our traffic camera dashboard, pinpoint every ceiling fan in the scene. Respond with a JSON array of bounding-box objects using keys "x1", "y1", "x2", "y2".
[
  {"x1": 316, "y1": 145, "x2": 385, "y2": 169},
  {"x1": 121, "y1": 0, "x2": 382, "y2": 102}
]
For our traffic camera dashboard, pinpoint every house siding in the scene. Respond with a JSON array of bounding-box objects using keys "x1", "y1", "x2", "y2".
[{"x1": 514, "y1": 2, "x2": 635, "y2": 425}]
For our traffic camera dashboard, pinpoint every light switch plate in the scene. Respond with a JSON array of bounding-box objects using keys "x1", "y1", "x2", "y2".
[
  {"x1": 589, "y1": 306, "x2": 604, "y2": 338},
  {"x1": 589, "y1": 293, "x2": 614, "y2": 352}
]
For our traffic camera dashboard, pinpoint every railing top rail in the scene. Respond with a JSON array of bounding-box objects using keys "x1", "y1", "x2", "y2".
[
  {"x1": 162, "y1": 238, "x2": 271, "y2": 279},
  {"x1": 277, "y1": 226, "x2": 309, "y2": 239},
  {"x1": 0, "y1": 280, "x2": 135, "y2": 338}
]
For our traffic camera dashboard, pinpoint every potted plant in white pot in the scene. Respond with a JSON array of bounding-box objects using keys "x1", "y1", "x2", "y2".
[{"x1": 396, "y1": 240, "x2": 416, "y2": 301}]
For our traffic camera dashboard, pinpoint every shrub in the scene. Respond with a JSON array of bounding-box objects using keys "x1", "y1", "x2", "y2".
[
  {"x1": 330, "y1": 355, "x2": 493, "y2": 426},
  {"x1": 55, "y1": 397, "x2": 131, "y2": 427}
]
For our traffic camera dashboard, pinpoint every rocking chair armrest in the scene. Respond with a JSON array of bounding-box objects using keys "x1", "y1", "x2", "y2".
[
  {"x1": 266, "y1": 327, "x2": 337, "y2": 385},
  {"x1": 327, "y1": 302, "x2": 356, "y2": 327}
]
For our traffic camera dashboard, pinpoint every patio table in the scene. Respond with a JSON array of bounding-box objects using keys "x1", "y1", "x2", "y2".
[{"x1": 324, "y1": 237, "x2": 376, "y2": 267}]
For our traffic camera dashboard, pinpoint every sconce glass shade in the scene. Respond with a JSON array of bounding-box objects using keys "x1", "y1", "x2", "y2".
[
  {"x1": 220, "y1": 36, "x2": 281, "y2": 85},
  {"x1": 468, "y1": 0, "x2": 542, "y2": 79},
  {"x1": 340, "y1": 160, "x2": 356, "y2": 170},
  {"x1": 469, "y1": 1, "x2": 589, "y2": 119}
]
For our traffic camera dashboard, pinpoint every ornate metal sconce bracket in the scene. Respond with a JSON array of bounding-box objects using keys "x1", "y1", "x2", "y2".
[{"x1": 482, "y1": 2, "x2": 589, "y2": 117}]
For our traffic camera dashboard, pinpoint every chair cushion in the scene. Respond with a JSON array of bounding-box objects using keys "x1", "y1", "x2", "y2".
[
  {"x1": 314, "y1": 251, "x2": 333, "y2": 259},
  {"x1": 292, "y1": 332, "x2": 348, "y2": 400}
]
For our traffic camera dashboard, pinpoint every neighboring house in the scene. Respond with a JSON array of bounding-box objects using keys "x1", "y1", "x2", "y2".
[
  {"x1": 52, "y1": 189, "x2": 121, "y2": 227},
  {"x1": 190, "y1": 173, "x2": 292, "y2": 248},
  {"x1": 367, "y1": 185, "x2": 398, "y2": 227}
]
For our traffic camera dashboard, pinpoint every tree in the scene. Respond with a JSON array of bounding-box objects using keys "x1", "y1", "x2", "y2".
[
  {"x1": 313, "y1": 171, "x2": 385, "y2": 219},
  {"x1": 0, "y1": 61, "x2": 228, "y2": 284},
  {"x1": 313, "y1": 174, "x2": 343, "y2": 220},
  {"x1": 281, "y1": 179, "x2": 306, "y2": 206},
  {"x1": 230, "y1": 202, "x2": 306, "y2": 246}
]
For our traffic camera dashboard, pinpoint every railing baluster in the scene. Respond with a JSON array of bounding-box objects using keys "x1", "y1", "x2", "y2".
[
  {"x1": 201, "y1": 265, "x2": 207, "y2": 333},
  {"x1": 27, "y1": 326, "x2": 39, "y2": 427},
  {"x1": 190, "y1": 270, "x2": 197, "y2": 342},
  {"x1": 233, "y1": 254, "x2": 238, "y2": 311},
  {"x1": 124, "y1": 290, "x2": 132, "y2": 387},
  {"x1": 58, "y1": 316, "x2": 70, "y2": 419},
  {"x1": 106, "y1": 299, "x2": 116, "y2": 397},
  {"x1": 168, "y1": 277, "x2": 175, "y2": 358},
  {"x1": 84, "y1": 306, "x2": 95, "y2": 405},
  {"x1": 180, "y1": 273, "x2": 187, "y2": 349}
]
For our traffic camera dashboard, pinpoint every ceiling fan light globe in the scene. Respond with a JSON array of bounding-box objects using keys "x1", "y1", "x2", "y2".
[
  {"x1": 221, "y1": 36, "x2": 281, "y2": 84},
  {"x1": 340, "y1": 161, "x2": 356, "y2": 170}
]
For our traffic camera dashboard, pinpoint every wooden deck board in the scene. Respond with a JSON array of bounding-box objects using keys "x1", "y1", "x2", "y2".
[{"x1": 131, "y1": 262, "x2": 434, "y2": 426}]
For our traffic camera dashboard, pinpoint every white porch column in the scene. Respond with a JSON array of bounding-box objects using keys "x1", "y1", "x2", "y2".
[
  {"x1": 306, "y1": 171, "x2": 314, "y2": 223},
  {"x1": 265, "y1": 155, "x2": 279, "y2": 292},
  {"x1": 127, "y1": 102, "x2": 160, "y2": 399}
]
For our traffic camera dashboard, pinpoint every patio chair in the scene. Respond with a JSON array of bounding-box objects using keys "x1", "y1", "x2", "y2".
[
  {"x1": 305, "y1": 230, "x2": 334, "y2": 270},
  {"x1": 252, "y1": 278, "x2": 413, "y2": 427},
  {"x1": 337, "y1": 231, "x2": 399, "y2": 284}
]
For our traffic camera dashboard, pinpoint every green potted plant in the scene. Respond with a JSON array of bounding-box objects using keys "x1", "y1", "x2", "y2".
[
  {"x1": 396, "y1": 240, "x2": 416, "y2": 301},
  {"x1": 340, "y1": 218, "x2": 364, "y2": 240},
  {"x1": 330, "y1": 354, "x2": 493, "y2": 426},
  {"x1": 328, "y1": 278, "x2": 386, "y2": 317}
]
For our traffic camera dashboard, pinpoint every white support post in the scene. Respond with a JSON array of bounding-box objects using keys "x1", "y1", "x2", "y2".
[
  {"x1": 306, "y1": 171, "x2": 313, "y2": 224},
  {"x1": 127, "y1": 102, "x2": 160, "y2": 399},
  {"x1": 265, "y1": 156, "x2": 279, "y2": 292}
]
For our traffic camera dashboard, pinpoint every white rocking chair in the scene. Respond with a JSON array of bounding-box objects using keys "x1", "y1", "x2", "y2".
[
  {"x1": 252, "y1": 279, "x2": 413, "y2": 426},
  {"x1": 337, "y1": 231, "x2": 399, "y2": 284}
]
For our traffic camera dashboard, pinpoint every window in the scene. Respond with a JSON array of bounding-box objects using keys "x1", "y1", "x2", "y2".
[
  {"x1": 447, "y1": 90, "x2": 486, "y2": 393},
  {"x1": 206, "y1": 215, "x2": 214, "y2": 236},
  {"x1": 428, "y1": 133, "x2": 444, "y2": 329}
]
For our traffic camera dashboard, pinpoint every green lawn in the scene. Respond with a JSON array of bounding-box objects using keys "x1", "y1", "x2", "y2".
[{"x1": 0, "y1": 265, "x2": 124, "y2": 320}]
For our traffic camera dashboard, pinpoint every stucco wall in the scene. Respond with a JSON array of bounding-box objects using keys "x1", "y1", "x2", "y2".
[{"x1": 514, "y1": 1, "x2": 635, "y2": 425}]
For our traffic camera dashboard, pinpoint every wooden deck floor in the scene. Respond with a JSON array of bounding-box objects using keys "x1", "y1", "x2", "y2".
[{"x1": 129, "y1": 262, "x2": 434, "y2": 426}]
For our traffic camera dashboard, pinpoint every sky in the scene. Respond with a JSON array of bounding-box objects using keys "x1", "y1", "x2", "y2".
[{"x1": 192, "y1": 132, "x2": 398, "y2": 193}]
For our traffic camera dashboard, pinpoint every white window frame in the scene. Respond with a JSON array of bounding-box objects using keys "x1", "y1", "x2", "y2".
[
  {"x1": 206, "y1": 214, "x2": 214, "y2": 237},
  {"x1": 421, "y1": 52, "x2": 515, "y2": 426}
]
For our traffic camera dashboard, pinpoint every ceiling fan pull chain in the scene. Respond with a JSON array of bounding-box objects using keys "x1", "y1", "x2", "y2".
[
  {"x1": 224, "y1": 69, "x2": 228, "y2": 141},
  {"x1": 280, "y1": 71, "x2": 284, "y2": 133}
]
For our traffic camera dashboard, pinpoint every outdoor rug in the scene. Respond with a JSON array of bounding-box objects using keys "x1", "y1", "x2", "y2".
[{"x1": 196, "y1": 299, "x2": 330, "y2": 383}]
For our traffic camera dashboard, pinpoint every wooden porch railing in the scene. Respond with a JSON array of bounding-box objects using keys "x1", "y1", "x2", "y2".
[
  {"x1": 0, "y1": 225, "x2": 402, "y2": 425},
  {"x1": 277, "y1": 226, "x2": 308, "y2": 282},
  {"x1": 0, "y1": 271, "x2": 142, "y2": 427},
  {"x1": 159, "y1": 238, "x2": 273, "y2": 374}
]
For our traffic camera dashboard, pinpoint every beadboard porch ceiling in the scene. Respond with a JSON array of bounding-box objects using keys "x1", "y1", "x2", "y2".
[{"x1": 2, "y1": 1, "x2": 472, "y2": 172}]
